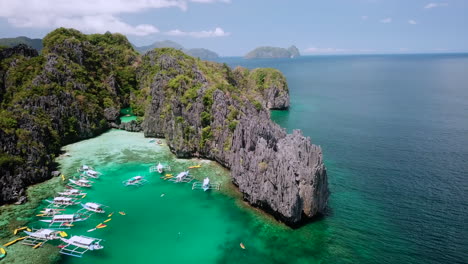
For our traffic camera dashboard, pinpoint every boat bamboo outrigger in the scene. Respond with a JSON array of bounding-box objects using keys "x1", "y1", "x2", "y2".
[
  {"x1": 80, "y1": 202, "x2": 107, "y2": 213},
  {"x1": 58, "y1": 189, "x2": 87, "y2": 197},
  {"x1": 150, "y1": 162, "x2": 171, "y2": 173},
  {"x1": 123, "y1": 176, "x2": 148, "y2": 187},
  {"x1": 192, "y1": 177, "x2": 220, "y2": 191},
  {"x1": 170, "y1": 171, "x2": 194, "y2": 183},
  {"x1": 46, "y1": 197, "x2": 79, "y2": 208},
  {"x1": 40, "y1": 214, "x2": 88, "y2": 229},
  {"x1": 21, "y1": 229, "x2": 62, "y2": 248},
  {"x1": 59, "y1": 236, "x2": 104, "y2": 258},
  {"x1": 68, "y1": 179, "x2": 92, "y2": 188}
]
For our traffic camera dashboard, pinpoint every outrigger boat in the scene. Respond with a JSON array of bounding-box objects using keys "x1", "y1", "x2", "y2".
[
  {"x1": 192, "y1": 177, "x2": 220, "y2": 191},
  {"x1": 150, "y1": 162, "x2": 171, "y2": 173},
  {"x1": 77, "y1": 165, "x2": 93, "y2": 172},
  {"x1": 202, "y1": 177, "x2": 210, "y2": 191},
  {"x1": 81, "y1": 170, "x2": 101, "y2": 179},
  {"x1": 69, "y1": 179, "x2": 92, "y2": 188},
  {"x1": 58, "y1": 189, "x2": 87, "y2": 197},
  {"x1": 80, "y1": 202, "x2": 107, "y2": 213},
  {"x1": 46, "y1": 197, "x2": 79, "y2": 207},
  {"x1": 123, "y1": 176, "x2": 148, "y2": 187},
  {"x1": 40, "y1": 214, "x2": 87, "y2": 229},
  {"x1": 170, "y1": 171, "x2": 193, "y2": 183},
  {"x1": 37, "y1": 208, "x2": 64, "y2": 217},
  {"x1": 21, "y1": 229, "x2": 63, "y2": 248},
  {"x1": 59, "y1": 236, "x2": 103, "y2": 258}
]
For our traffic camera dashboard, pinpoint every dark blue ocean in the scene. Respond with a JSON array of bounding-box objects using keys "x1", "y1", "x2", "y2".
[{"x1": 217, "y1": 54, "x2": 468, "y2": 263}]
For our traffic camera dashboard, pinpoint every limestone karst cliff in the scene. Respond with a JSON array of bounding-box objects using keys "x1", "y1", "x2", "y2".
[{"x1": 0, "y1": 28, "x2": 328, "y2": 226}]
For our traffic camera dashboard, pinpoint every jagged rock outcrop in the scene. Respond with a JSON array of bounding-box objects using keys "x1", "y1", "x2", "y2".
[{"x1": 138, "y1": 48, "x2": 328, "y2": 226}]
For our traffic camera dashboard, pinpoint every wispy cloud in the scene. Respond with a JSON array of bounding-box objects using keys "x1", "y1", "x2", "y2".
[
  {"x1": 0, "y1": 0, "x2": 230, "y2": 36},
  {"x1": 424, "y1": 3, "x2": 448, "y2": 9},
  {"x1": 380, "y1": 17, "x2": 392, "y2": 23},
  {"x1": 361, "y1": 15, "x2": 368, "y2": 20},
  {"x1": 408, "y1": 19, "x2": 418, "y2": 25},
  {"x1": 166, "y1": 27, "x2": 230, "y2": 38}
]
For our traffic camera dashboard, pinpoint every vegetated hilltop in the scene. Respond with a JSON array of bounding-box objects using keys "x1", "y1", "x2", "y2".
[
  {"x1": 0, "y1": 28, "x2": 327, "y2": 226},
  {"x1": 135, "y1": 40, "x2": 219, "y2": 60},
  {"x1": 0, "y1": 36, "x2": 43, "y2": 52},
  {"x1": 245, "y1": 45, "x2": 301, "y2": 59}
]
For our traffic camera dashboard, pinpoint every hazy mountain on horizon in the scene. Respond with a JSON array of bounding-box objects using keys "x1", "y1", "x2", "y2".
[{"x1": 0, "y1": 36, "x2": 43, "y2": 51}]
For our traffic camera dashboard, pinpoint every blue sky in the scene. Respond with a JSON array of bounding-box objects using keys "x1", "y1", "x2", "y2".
[{"x1": 0, "y1": 0, "x2": 467, "y2": 56}]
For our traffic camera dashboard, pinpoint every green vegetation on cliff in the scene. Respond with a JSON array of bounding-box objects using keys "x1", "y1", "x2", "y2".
[{"x1": 0, "y1": 28, "x2": 138, "y2": 204}]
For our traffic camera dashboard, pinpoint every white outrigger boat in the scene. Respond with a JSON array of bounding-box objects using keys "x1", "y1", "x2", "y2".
[
  {"x1": 58, "y1": 189, "x2": 87, "y2": 197},
  {"x1": 46, "y1": 197, "x2": 79, "y2": 207},
  {"x1": 170, "y1": 171, "x2": 193, "y2": 183},
  {"x1": 192, "y1": 177, "x2": 220, "y2": 191},
  {"x1": 21, "y1": 229, "x2": 63, "y2": 247},
  {"x1": 38, "y1": 208, "x2": 64, "y2": 217},
  {"x1": 123, "y1": 175, "x2": 148, "y2": 187},
  {"x1": 80, "y1": 202, "x2": 107, "y2": 213},
  {"x1": 81, "y1": 169, "x2": 101, "y2": 179},
  {"x1": 77, "y1": 165, "x2": 94, "y2": 172},
  {"x1": 59, "y1": 235, "x2": 103, "y2": 257},
  {"x1": 202, "y1": 177, "x2": 210, "y2": 191},
  {"x1": 149, "y1": 162, "x2": 171, "y2": 173},
  {"x1": 68, "y1": 179, "x2": 92, "y2": 188},
  {"x1": 40, "y1": 214, "x2": 88, "y2": 229}
]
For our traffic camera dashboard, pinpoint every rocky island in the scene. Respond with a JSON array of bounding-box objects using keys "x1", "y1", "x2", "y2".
[
  {"x1": 0, "y1": 28, "x2": 327, "y2": 226},
  {"x1": 245, "y1": 45, "x2": 300, "y2": 59}
]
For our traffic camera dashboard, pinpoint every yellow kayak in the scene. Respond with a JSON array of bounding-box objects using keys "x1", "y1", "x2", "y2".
[
  {"x1": 59, "y1": 231, "x2": 68, "y2": 237},
  {"x1": 3, "y1": 236, "x2": 27, "y2": 247},
  {"x1": 108, "y1": 212, "x2": 114, "y2": 217},
  {"x1": 61, "y1": 174, "x2": 65, "y2": 181},
  {"x1": 119, "y1": 211, "x2": 126, "y2": 216},
  {"x1": 0, "y1": 247, "x2": 6, "y2": 259},
  {"x1": 81, "y1": 194, "x2": 86, "y2": 198},
  {"x1": 104, "y1": 218, "x2": 112, "y2": 223},
  {"x1": 13, "y1": 227, "x2": 28, "y2": 235},
  {"x1": 240, "y1": 242, "x2": 246, "y2": 250},
  {"x1": 188, "y1": 165, "x2": 201, "y2": 169},
  {"x1": 96, "y1": 223, "x2": 107, "y2": 229},
  {"x1": 33, "y1": 242, "x2": 42, "y2": 249}
]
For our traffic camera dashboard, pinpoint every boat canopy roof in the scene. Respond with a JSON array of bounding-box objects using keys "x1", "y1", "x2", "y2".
[
  {"x1": 203, "y1": 177, "x2": 210, "y2": 185},
  {"x1": 82, "y1": 165, "x2": 89, "y2": 170},
  {"x1": 78, "y1": 179, "x2": 90, "y2": 183},
  {"x1": 54, "y1": 197, "x2": 72, "y2": 201},
  {"x1": 53, "y1": 214, "x2": 75, "y2": 220},
  {"x1": 133, "y1": 176, "x2": 142, "y2": 180},
  {"x1": 69, "y1": 236, "x2": 95, "y2": 246},
  {"x1": 35, "y1": 229, "x2": 56, "y2": 236},
  {"x1": 85, "y1": 202, "x2": 101, "y2": 209},
  {"x1": 157, "y1": 163, "x2": 163, "y2": 168},
  {"x1": 87, "y1": 170, "x2": 97, "y2": 174},
  {"x1": 176, "y1": 171, "x2": 188, "y2": 179}
]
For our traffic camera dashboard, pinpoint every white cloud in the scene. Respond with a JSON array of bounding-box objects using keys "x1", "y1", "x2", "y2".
[
  {"x1": 380, "y1": 17, "x2": 392, "y2": 23},
  {"x1": 361, "y1": 16, "x2": 368, "y2": 20},
  {"x1": 424, "y1": 3, "x2": 448, "y2": 9},
  {"x1": 408, "y1": 19, "x2": 417, "y2": 25},
  {"x1": 0, "y1": 0, "x2": 230, "y2": 36},
  {"x1": 166, "y1": 27, "x2": 230, "y2": 38}
]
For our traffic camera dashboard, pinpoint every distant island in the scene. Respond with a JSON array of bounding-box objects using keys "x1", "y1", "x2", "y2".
[
  {"x1": 0, "y1": 36, "x2": 43, "y2": 51},
  {"x1": 245, "y1": 45, "x2": 300, "y2": 59},
  {"x1": 135, "y1": 40, "x2": 219, "y2": 60}
]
